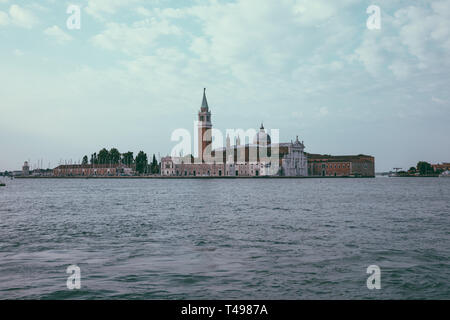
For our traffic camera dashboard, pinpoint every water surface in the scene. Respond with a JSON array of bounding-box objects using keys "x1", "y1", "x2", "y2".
[{"x1": 0, "y1": 178, "x2": 449, "y2": 299}]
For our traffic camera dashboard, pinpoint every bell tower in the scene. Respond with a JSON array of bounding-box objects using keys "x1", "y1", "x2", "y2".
[{"x1": 198, "y1": 88, "x2": 212, "y2": 163}]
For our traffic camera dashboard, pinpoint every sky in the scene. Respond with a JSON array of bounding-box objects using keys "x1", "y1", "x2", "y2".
[{"x1": 0, "y1": 0, "x2": 449, "y2": 172}]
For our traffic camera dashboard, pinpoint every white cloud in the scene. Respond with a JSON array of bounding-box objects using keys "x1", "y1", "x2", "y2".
[
  {"x1": 135, "y1": 6, "x2": 151, "y2": 17},
  {"x1": 292, "y1": 0, "x2": 341, "y2": 26},
  {"x1": 354, "y1": 35, "x2": 386, "y2": 77},
  {"x1": 85, "y1": 0, "x2": 143, "y2": 20},
  {"x1": 13, "y1": 48, "x2": 24, "y2": 56},
  {"x1": 354, "y1": 0, "x2": 450, "y2": 78},
  {"x1": 0, "y1": 10, "x2": 9, "y2": 26},
  {"x1": 431, "y1": 96, "x2": 447, "y2": 104},
  {"x1": 44, "y1": 25, "x2": 73, "y2": 44},
  {"x1": 8, "y1": 4, "x2": 38, "y2": 28},
  {"x1": 388, "y1": 60, "x2": 411, "y2": 79},
  {"x1": 91, "y1": 18, "x2": 182, "y2": 55}
]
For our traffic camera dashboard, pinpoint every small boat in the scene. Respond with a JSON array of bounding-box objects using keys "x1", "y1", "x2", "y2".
[
  {"x1": 0, "y1": 183, "x2": 5, "y2": 187},
  {"x1": 439, "y1": 170, "x2": 450, "y2": 177}
]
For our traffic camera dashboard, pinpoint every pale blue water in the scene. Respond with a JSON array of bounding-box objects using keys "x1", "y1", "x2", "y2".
[{"x1": 0, "y1": 177, "x2": 449, "y2": 299}]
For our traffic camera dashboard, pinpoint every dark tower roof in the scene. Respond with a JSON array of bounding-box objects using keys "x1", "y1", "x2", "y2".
[{"x1": 201, "y1": 88, "x2": 209, "y2": 111}]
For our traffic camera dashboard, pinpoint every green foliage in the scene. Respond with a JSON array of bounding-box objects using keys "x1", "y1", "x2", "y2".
[
  {"x1": 121, "y1": 152, "x2": 134, "y2": 166},
  {"x1": 97, "y1": 148, "x2": 110, "y2": 164},
  {"x1": 397, "y1": 171, "x2": 409, "y2": 176},
  {"x1": 82, "y1": 155, "x2": 89, "y2": 165},
  {"x1": 417, "y1": 161, "x2": 433, "y2": 175},
  {"x1": 109, "y1": 148, "x2": 121, "y2": 164},
  {"x1": 135, "y1": 151, "x2": 148, "y2": 174},
  {"x1": 90, "y1": 153, "x2": 97, "y2": 164},
  {"x1": 85, "y1": 148, "x2": 155, "y2": 175},
  {"x1": 150, "y1": 154, "x2": 159, "y2": 174}
]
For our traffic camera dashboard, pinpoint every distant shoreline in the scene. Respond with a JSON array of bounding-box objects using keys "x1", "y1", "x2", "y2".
[{"x1": 13, "y1": 176, "x2": 375, "y2": 179}]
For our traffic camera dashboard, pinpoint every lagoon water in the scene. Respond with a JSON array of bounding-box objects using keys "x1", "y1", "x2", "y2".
[{"x1": 0, "y1": 177, "x2": 449, "y2": 299}]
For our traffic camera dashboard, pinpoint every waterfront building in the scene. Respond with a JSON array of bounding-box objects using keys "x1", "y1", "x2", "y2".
[
  {"x1": 307, "y1": 154, "x2": 375, "y2": 177},
  {"x1": 53, "y1": 164, "x2": 133, "y2": 177},
  {"x1": 11, "y1": 170, "x2": 24, "y2": 177},
  {"x1": 22, "y1": 161, "x2": 30, "y2": 176},
  {"x1": 161, "y1": 89, "x2": 308, "y2": 177},
  {"x1": 431, "y1": 162, "x2": 450, "y2": 173}
]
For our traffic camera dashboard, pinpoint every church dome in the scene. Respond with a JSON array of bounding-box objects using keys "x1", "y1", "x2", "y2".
[{"x1": 253, "y1": 123, "x2": 271, "y2": 146}]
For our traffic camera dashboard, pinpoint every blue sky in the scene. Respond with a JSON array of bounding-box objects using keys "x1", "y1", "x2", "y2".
[{"x1": 1, "y1": 0, "x2": 449, "y2": 172}]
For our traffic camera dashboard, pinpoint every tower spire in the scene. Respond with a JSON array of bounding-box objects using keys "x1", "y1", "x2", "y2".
[
  {"x1": 201, "y1": 88, "x2": 209, "y2": 110},
  {"x1": 198, "y1": 88, "x2": 212, "y2": 163}
]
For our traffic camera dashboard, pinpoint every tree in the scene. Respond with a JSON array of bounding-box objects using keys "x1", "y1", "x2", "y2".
[
  {"x1": 121, "y1": 152, "x2": 134, "y2": 166},
  {"x1": 417, "y1": 161, "x2": 433, "y2": 175},
  {"x1": 82, "y1": 155, "x2": 89, "y2": 165},
  {"x1": 135, "y1": 151, "x2": 148, "y2": 174},
  {"x1": 150, "y1": 154, "x2": 159, "y2": 174},
  {"x1": 98, "y1": 148, "x2": 110, "y2": 164},
  {"x1": 109, "y1": 148, "x2": 121, "y2": 164},
  {"x1": 434, "y1": 167, "x2": 444, "y2": 174},
  {"x1": 90, "y1": 153, "x2": 98, "y2": 164}
]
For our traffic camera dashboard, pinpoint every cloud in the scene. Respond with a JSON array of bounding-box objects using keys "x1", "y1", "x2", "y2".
[
  {"x1": 8, "y1": 4, "x2": 38, "y2": 28},
  {"x1": 85, "y1": 0, "x2": 143, "y2": 20},
  {"x1": 292, "y1": 0, "x2": 350, "y2": 26},
  {"x1": 13, "y1": 48, "x2": 24, "y2": 56},
  {"x1": 2, "y1": 0, "x2": 450, "y2": 172},
  {"x1": 353, "y1": 35, "x2": 386, "y2": 77},
  {"x1": 431, "y1": 96, "x2": 447, "y2": 104},
  {"x1": 0, "y1": 10, "x2": 8, "y2": 26},
  {"x1": 354, "y1": 0, "x2": 450, "y2": 78},
  {"x1": 91, "y1": 18, "x2": 182, "y2": 55},
  {"x1": 44, "y1": 25, "x2": 73, "y2": 44}
]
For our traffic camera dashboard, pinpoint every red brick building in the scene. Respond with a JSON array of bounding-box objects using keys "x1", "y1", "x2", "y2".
[
  {"x1": 307, "y1": 154, "x2": 375, "y2": 177},
  {"x1": 431, "y1": 163, "x2": 450, "y2": 172},
  {"x1": 53, "y1": 164, "x2": 132, "y2": 177}
]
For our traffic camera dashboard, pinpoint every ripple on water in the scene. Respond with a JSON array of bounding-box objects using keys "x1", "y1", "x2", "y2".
[{"x1": 0, "y1": 178, "x2": 449, "y2": 299}]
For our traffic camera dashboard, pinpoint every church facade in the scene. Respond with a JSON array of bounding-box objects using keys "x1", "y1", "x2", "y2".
[{"x1": 161, "y1": 89, "x2": 308, "y2": 177}]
